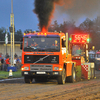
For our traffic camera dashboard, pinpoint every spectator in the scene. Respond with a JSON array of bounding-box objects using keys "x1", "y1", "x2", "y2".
[
  {"x1": 14, "y1": 53, "x2": 18, "y2": 58},
  {"x1": 14, "y1": 57, "x2": 17, "y2": 66},
  {"x1": 16, "y1": 56, "x2": 22, "y2": 70},
  {"x1": 1, "y1": 57, "x2": 5, "y2": 71},
  {"x1": 1, "y1": 53, "x2": 3, "y2": 58},
  {"x1": 19, "y1": 56, "x2": 21, "y2": 63},
  {"x1": 5, "y1": 53, "x2": 9, "y2": 59},
  {"x1": 0, "y1": 59, "x2": 1, "y2": 71},
  {"x1": 76, "y1": 47, "x2": 82, "y2": 55},
  {"x1": 52, "y1": 40, "x2": 59, "y2": 47},
  {"x1": 5, "y1": 57, "x2": 10, "y2": 71},
  {"x1": 0, "y1": 53, "x2": 2, "y2": 60}
]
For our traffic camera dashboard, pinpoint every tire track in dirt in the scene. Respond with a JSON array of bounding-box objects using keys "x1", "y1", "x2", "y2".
[{"x1": 0, "y1": 70, "x2": 100, "y2": 100}]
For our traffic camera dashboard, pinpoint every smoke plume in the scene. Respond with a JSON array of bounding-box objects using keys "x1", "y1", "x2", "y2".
[
  {"x1": 34, "y1": 0, "x2": 100, "y2": 30},
  {"x1": 54, "y1": 0, "x2": 100, "y2": 24},
  {"x1": 34, "y1": 0, "x2": 61, "y2": 31}
]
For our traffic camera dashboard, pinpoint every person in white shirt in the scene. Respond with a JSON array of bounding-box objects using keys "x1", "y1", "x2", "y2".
[{"x1": 14, "y1": 58, "x2": 17, "y2": 66}]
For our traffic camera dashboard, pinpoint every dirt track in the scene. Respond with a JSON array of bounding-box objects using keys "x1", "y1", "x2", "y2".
[{"x1": 0, "y1": 70, "x2": 100, "y2": 100}]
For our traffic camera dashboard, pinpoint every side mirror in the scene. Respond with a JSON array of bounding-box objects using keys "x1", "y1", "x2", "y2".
[
  {"x1": 64, "y1": 41, "x2": 66, "y2": 47},
  {"x1": 62, "y1": 41, "x2": 66, "y2": 47},
  {"x1": 20, "y1": 43, "x2": 22, "y2": 50}
]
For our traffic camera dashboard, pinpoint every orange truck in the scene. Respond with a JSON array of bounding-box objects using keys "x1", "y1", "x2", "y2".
[{"x1": 20, "y1": 32, "x2": 95, "y2": 84}]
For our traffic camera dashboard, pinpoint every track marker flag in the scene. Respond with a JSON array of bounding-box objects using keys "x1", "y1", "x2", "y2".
[{"x1": 5, "y1": 29, "x2": 8, "y2": 44}]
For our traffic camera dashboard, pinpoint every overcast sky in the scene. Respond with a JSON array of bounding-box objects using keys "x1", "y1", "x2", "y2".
[
  {"x1": 0, "y1": 0, "x2": 100, "y2": 32},
  {"x1": 0, "y1": 0, "x2": 38, "y2": 32}
]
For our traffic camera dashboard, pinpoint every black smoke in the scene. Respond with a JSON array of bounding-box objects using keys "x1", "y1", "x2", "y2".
[
  {"x1": 34, "y1": 0, "x2": 60, "y2": 31},
  {"x1": 54, "y1": 0, "x2": 100, "y2": 24}
]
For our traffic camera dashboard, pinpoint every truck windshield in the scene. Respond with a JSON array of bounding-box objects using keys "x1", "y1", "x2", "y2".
[
  {"x1": 96, "y1": 54, "x2": 100, "y2": 58},
  {"x1": 24, "y1": 37, "x2": 60, "y2": 52},
  {"x1": 72, "y1": 44, "x2": 85, "y2": 56}
]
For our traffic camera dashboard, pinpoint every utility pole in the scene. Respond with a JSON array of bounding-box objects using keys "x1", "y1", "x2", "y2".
[{"x1": 10, "y1": 0, "x2": 14, "y2": 66}]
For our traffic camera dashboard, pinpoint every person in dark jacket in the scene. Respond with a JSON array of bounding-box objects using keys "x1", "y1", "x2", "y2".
[
  {"x1": 14, "y1": 53, "x2": 18, "y2": 58},
  {"x1": 5, "y1": 53, "x2": 9, "y2": 59},
  {"x1": 1, "y1": 57, "x2": 4, "y2": 70}
]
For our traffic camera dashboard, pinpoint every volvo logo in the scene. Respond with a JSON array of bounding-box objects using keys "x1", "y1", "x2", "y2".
[{"x1": 39, "y1": 58, "x2": 44, "y2": 61}]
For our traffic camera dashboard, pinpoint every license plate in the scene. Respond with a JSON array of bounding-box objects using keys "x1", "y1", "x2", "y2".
[
  {"x1": 24, "y1": 72, "x2": 28, "y2": 75},
  {"x1": 36, "y1": 72, "x2": 46, "y2": 74}
]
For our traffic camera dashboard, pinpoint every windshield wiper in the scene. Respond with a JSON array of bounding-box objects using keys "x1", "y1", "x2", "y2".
[
  {"x1": 24, "y1": 46, "x2": 37, "y2": 51},
  {"x1": 45, "y1": 48, "x2": 59, "y2": 52}
]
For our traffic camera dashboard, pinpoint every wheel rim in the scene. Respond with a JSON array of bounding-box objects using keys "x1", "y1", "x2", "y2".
[
  {"x1": 73, "y1": 68, "x2": 76, "y2": 82},
  {"x1": 62, "y1": 69, "x2": 66, "y2": 84}
]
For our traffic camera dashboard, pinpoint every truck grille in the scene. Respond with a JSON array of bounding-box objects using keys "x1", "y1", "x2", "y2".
[
  {"x1": 30, "y1": 65, "x2": 52, "y2": 71},
  {"x1": 24, "y1": 55, "x2": 59, "y2": 64}
]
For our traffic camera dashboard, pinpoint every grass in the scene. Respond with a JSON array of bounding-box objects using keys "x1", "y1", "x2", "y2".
[{"x1": 0, "y1": 70, "x2": 22, "y2": 79}]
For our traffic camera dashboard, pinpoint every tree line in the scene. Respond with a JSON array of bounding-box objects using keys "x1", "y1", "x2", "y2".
[
  {"x1": 0, "y1": 28, "x2": 23, "y2": 41},
  {"x1": 48, "y1": 16, "x2": 100, "y2": 50},
  {"x1": 0, "y1": 16, "x2": 100, "y2": 50}
]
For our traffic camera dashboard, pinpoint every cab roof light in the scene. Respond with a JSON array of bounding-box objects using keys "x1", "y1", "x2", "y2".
[
  {"x1": 37, "y1": 32, "x2": 47, "y2": 36},
  {"x1": 24, "y1": 33, "x2": 26, "y2": 36},
  {"x1": 59, "y1": 33, "x2": 61, "y2": 36},
  {"x1": 37, "y1": 33, "x2": 40, "y2": 35},
  {"x1": 41, "y1": 33, "x2": 43, "y2": 35},
  {"x1": 44, "y1": 33, "x2": 47, "y2": 36}
]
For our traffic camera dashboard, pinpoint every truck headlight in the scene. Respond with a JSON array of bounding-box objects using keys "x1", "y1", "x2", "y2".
[
  {"x1": 24, "y1": 67, "x2": 29, "y2": 70},
  {"x1": 54, "y1": 67, "x2": 59, "y2": 70}
]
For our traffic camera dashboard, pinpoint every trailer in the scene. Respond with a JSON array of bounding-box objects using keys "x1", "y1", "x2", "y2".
[{"x1": 69, "y1": 34, "x2": 95, "y2": 80}]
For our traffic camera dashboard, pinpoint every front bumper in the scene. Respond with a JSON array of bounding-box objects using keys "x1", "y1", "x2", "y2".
[{"x1": 22, "y1": 71, "x2": 63, "y2": 78}]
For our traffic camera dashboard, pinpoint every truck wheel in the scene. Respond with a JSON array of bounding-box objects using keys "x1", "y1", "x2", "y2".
[
  {"x1": 57, "y1": 68, "x2": 66, "y2": 84},
  {"x1": 70, "y1": 66, "x2": 76, "y2": 83},
  {"x1": 24, "y1": 76, "x2": 33, "y2": 84},
  {"x1": 95, "y1": 63, "x2": 97, "y2": 70},
  {"x1": 91, "y1": 68, "x2": 95, "y2": 79},
  {"x1": 96, "y1": 63, "x2": 100, "y2": 71}
]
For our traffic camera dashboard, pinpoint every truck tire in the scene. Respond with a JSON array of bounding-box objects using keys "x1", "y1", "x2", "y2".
[
  {"x1": 24, "y1": 76, "x2": 33, "y2": 84},
  {"x1": 96, "y1": 63, "x2": 100, "y2": 71},
  {"x1": 57, "y1": 68, "x2": 66, "y2": 84},
  {"x1": 70, "y1": 66, "x2": 76, "y2": 83},
  {"x1": 91, "y1": 68, "x2": 95, "y2": 79}
]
